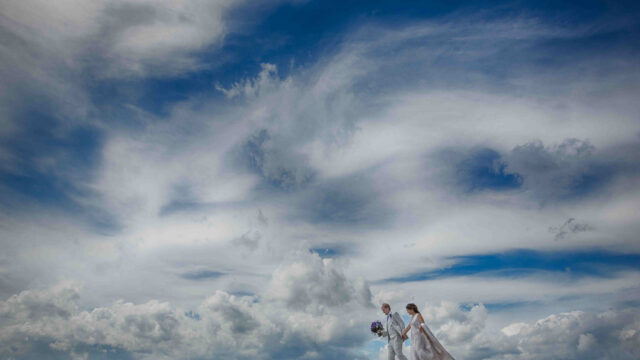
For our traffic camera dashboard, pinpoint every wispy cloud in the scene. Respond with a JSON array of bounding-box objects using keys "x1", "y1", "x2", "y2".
[{"x1": 1, "y1": 1, "x2": 640, "y2": 359}]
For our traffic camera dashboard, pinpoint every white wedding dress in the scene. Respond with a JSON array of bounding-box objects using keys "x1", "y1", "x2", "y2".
[{"x1": 409, "y1": 314, "x2": 455, "y2": 360}]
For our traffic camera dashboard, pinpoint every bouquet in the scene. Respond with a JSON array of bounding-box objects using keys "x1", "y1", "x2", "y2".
[{"x1": 370, "y1": 320, "x2": 384, "y2": 337}]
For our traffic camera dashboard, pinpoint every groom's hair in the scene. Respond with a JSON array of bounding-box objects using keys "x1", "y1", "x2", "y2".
[{"x1": 382, "y1": 303, "x2": 390, "y2": 310}]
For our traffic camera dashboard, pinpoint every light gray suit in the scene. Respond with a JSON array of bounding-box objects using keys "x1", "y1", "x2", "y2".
[{"x1": 382, "y1": 311, "x2": 408, "y2": 360}]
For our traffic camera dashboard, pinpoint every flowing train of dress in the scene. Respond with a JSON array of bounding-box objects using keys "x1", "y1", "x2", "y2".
[{"x1": 408, "y1": 314, "x2": 455, "y2": 360}]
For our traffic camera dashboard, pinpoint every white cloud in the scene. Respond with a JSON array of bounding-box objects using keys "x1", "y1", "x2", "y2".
[
  {"x1": 0, "y1": 0, "x2": 234, "y2": 78},
  {"x1": 494, "y1": 309, "x2": 640, "y2": 360},
  {"x1": 371, "y1": 301, "x2": 640, "y2": 360},
  {"x1": 216, "y1": 63, "x2": 280, "y2": 99},
  {"x1": 420, "y1": 301, "x2": 488, "y2": 343},
  {"x1": 1, "y1": 9, "x2": 640, "y2": 360},
  {"x1": 0, "y1": 252, "x2": 374, "y2": 360},
  {"x1": 370, "y1": 271, "x2": 640, "y2": 320},
  {"x1": 266, "y1": 253, "x2": 373, "y2": 311}
]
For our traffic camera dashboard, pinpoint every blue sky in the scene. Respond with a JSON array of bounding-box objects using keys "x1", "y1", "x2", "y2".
[{"x1": 1, "y1": 1, "x2": 640, "y2": 359}]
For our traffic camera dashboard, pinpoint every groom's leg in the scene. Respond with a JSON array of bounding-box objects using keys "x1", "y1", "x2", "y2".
[
  {"x1": 391, "y1": 337, "x2": 408, "y2": 360},
  {"x1": 387, "y1": 341, "x2": 396, "y2": 360}
]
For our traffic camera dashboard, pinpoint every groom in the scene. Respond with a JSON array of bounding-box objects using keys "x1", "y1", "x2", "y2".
[{"x1": 380, "y1": 303, "x2": 408, "y2": 360}]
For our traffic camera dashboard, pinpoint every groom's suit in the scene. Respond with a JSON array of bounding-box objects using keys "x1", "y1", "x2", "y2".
[{"x1": 382, "y1": 311, "x2": 408, "y2": 360}]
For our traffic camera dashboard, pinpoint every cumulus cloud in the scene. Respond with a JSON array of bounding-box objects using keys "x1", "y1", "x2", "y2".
[
  {"x1": 0, "y1": 252, "x2": 373, "y2": 360},
  {"x1": 420, "y1": 301, "x2": 488, "y2": 343},
  {"x1": 266, "y1": 253, "x2": 373, "y2": 312},
  {"x1": 378, "y1": 301, "x2": 640, "y2": 360},
  {"x1": 372, "y1": 300, "x2": 640, "y2": 360},
  {"x1": 495, "y1": 309, "x2": 640, "y2": 360}
]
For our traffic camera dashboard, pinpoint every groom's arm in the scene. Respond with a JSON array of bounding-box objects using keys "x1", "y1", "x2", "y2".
[
  {"x1": 395, "y1": 312, "x2": 406, "y2": 329},
  {"x1": 391, "y1": 312, "x2": 404, "y2": 335}
]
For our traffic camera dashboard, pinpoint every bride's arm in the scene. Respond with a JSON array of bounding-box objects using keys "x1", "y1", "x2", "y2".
[
  {"x1": 401, "y1": 323, "x2": 411, "y2": 337},
  {"x1": 417, "y1": 314, "x2": 426, "y2": 332}
]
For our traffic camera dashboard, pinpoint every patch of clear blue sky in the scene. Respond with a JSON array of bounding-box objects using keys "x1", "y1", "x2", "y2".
[
  {"x1": 381, "y1": 249, "x2": 640, "y2": 283},
  {"x1": 456, "y1": 148, "x2": 523, "y2": 192},
  {"x1": 309, "y1": 247, "x2": 343, "y2": 258},
  {"x1": 0, "y1": 109, "x2": 119, "y2": 232}
]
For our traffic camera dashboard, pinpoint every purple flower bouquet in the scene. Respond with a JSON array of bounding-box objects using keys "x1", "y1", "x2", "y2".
[{"x1": 370, "y1": 320, "x2": 383, "y2": 336}]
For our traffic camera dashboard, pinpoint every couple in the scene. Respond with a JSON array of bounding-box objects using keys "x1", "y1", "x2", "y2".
[{"x1": 380, "y1": 303, "x2": 455, "y2": 360}]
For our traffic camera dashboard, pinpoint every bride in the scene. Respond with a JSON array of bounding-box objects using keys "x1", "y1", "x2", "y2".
[{"x1": 401, "y1": 303, "x2": 455, "y2": 360}]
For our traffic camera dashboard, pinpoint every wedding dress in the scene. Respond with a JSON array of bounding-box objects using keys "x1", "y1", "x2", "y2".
[{"x1": 409, "y1": 314, "x2": 455, "y2": 360}]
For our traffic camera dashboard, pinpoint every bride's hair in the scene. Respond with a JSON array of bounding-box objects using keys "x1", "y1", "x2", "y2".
[{"x1": 405, "y1": 303, "x2": 420, "y2": 313}]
